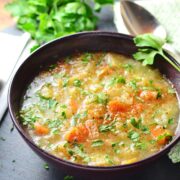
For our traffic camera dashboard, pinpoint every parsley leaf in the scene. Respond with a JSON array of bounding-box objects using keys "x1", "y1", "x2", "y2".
[
  {"x1": 73, "y1": 79, "x2": 82, "y2": 87},
  {"x1": 64, "y1": 175, "x2": 74, "y2": 180},
  {"x1": 43, "y1": 163, "x2": 49, "y2": 170},
  {"x1": 108, "y1": 76, "x2": 126, "y2": 86},
  {"x1": 99, "y1": 119, "x2": 116, "y2": 132},
  {"x1": 168, "y1": 142, "x2": 180, "y2": 163},
  {"x1": 130, "y1": 117, "x2": 141, "y2": 129},
  {"x1": 168, "y1": 118, "x2": 174, "y2": 125},
  {"x1": 128, "y1": 131, "x2": 140, "y2": 142},
  {"x1": 133, "y1": 34, "x2": 180, "y2": 72},
  {"x1": 96, "y1": 93, "x2": 109, "y2": 105},
  {"x1": 91, "y1": 140, "x2": 104, "y2": 147}
]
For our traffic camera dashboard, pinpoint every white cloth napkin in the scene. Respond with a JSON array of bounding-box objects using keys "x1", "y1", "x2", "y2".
[{"x1": 0, "y1": 32, "x2": 30, "y2": 83}]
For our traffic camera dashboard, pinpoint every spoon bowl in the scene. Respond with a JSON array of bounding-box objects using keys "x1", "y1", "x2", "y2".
[{"x1": 120, "y1": 0, "x2": 180, "y2": 69}]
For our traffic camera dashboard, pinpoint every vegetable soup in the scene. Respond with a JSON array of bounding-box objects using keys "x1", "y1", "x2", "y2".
[{"x1": 20, "y1": 52, "x2": 179, "y2": 166}]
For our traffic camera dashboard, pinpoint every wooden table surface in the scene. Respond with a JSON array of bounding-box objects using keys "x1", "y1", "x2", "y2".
[{"x1": 0, "y1": 3, "x2": 180, "y2": 180}]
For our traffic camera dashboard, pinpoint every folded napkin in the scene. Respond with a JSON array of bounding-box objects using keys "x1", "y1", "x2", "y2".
[{"x1": 0, "y1": 32, "x2": 30, "y2": 84}]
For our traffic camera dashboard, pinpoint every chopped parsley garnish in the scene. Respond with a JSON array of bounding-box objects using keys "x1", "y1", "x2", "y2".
[
  {"x1": 91, "y1": 140, "x2": 104, "y2": 147},
  {"x1": 130, "y1": 117, "x2": 150, "y2": 134},
  {"x1": 129, "y1": 80, "x2": 137, "y2": 90},
  {"x1": 62, "y1": 78, "x2": 69, "y2": 87},
  {"x1": 149, "y1": 80, "x2": 153, "y2": 85},
  {"x1": 73, "y1": 79, "x2": 82, "y2": 87},
  {"x1": 157, "y1": 133, "x2": 172, "y2": 142},
  {"x1": 156, "y1": 90, "x2": 162, "y2": 99},
  {"x1": 111, "y1": 142, "x2": 121, "y2": 154},
  {"x1": 43, "y1": 163, "x2": 49, "y2": 170},
  {"x1": 111, "y1": 142, "x2": 119, "y2": 148},
  {"x1": 10, "y1": 124, "x2": 15, "y2": 132},
  {"x1": 99, "y1": 120, "x2": 116, "y2": 133},
  {"x1": 108, "y1": 76, "x2": 126, "y2": 86},
  {"x1": 48, "y1": 99, "x2": 58, "y2": 109},
  {"x1": 128, "y1": 131, "x2": 140, "y2": 142},
  {"x1": 71, "y1": 111, "x2": 88, "y2": 126},
  {"x1": 60, "y1": 104, "x2": 67, "y2": 109},
  {"x1": 61, "y1": 111, "x2": 67, "y2": 119},
  {"x1": 47, "y1": 119, "x2": 63, "y2": 134},
  {"x1": 20, "y1": 108, "x2": 38, "y2": 126},
  {"x1": 96, "y1": 93, "x2": 109, "y2": 105},
  {"x1": 135, "y1": 141, "x2": 147, "y2": 150},
  {"x1": 64, "y1": 176, "x2": 74, "y2": 180},
  {"x1": 130, "y1": 117, "x2": 142, "y2": 129},
  {"x1": 65, "y1": 143, "x2": 89, "y2": 162},
  {"x1": 82, "y1": 53, "x2": 92, "y2": 64},
  {"x1": 168, "y1": 118, "x2": 174, "y2": 125},
  {"x1": 168, "y1": 88, "x2": 176, "y2": 94},
  {"x1": 48, "y1": 64, "x2": 57, "y2": 70},
  {"x1": 123, "y1": 64, "x2": 133, "y2": 70},
  {"x1": 105, "y1": 155, "x2": 114, "y2": 165}
]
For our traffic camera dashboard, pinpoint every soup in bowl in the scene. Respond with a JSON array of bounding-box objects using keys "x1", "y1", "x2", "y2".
[
  {"x1": 20, "y1": 52, "x2": 179, "y2": 166},
  {"x1": 8, "y1": 32, "x2": 180, "y2": 176}
]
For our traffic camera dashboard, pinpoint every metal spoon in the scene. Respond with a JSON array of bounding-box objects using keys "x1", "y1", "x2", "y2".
[{"x1": 120, "y1": 0, "x2": 180, "y2": 68}]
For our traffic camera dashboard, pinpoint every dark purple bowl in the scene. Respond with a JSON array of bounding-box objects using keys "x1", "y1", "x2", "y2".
[{"x1": 8, "y1": 32, "x2": 180, "y2": 178}]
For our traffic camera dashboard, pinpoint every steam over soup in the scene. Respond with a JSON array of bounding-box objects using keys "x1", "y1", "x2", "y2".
[{"x1": 20, "y1": 52, "x2": 179, "y2": 166}]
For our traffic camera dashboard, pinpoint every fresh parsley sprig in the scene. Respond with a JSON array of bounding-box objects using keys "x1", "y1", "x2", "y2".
[
  {"x1": 6, "y1": 0, "x2": 113, "y2": 51},
  {"x1": 133, "y1": 34, "x2": 180, "y2": 72}
]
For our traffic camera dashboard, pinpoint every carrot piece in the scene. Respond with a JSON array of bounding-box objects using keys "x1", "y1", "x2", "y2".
[
  {"x1": 108, "y1": 100, "x2": 130, "y2": 114},
  {"x1": 157, "y1": 137, "x2": 167, "y2": 145},
  {"x1": 34, "y1": 122, "x2": 49, "y2": 135},
  {"x1": 139, "y1": 90, "x2": 158, "y2": 101},
  {"x1": 70, "y1": 99, "x2": 78, "y2": 114},
  {"x1": 150, "y1": 126, "x2": 164, "y2": 137},
  {"x1": 65, "y1": 124, "x2": 88, "y2": 143},
  {"x1": 150, "y1": 126, "x2": 172, "y2": 145}
]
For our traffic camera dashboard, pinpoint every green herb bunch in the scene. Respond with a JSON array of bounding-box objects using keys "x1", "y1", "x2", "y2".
[{"x1": 6, "y1": 0, "x2": 113, "y2": 49}]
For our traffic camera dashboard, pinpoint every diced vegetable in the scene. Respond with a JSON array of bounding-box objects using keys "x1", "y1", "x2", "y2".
[
  {"x1": 65, "y1": 124, "x2": 88, "y2": 143},
  {"x1": 150, "y1": 126, "x2": 172, "y2": 145},
  {"x1": 70, "y1": 99, "x2": 79, "y2": 114},
  {"x1": 108, "y1": 100, "x2": 130, "y2": 114},
  {"x1": 139, "y1": 90, "x2": 158, "y2": 101},
  {"x1": 34, "y1": 123, "x2": 49, "y2": 135}
]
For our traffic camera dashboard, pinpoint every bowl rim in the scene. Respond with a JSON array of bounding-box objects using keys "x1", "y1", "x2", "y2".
[{"x1": 8, "y1": 31, "x2": 180, "y2": 171}]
